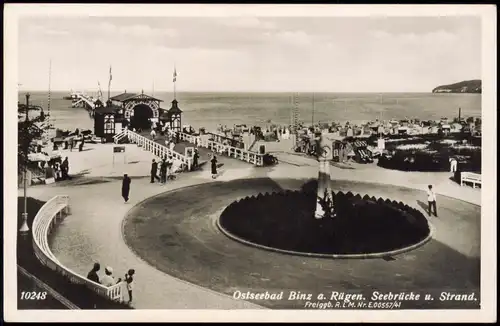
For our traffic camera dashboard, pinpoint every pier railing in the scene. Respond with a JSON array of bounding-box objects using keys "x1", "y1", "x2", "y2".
[
  {"x1": 116, "y1": 129, "x2": 192, "y2": 171},
  {"x1": 168, "y1": 130, "x2": 265, "y2": 166},
  {"x1": 72, "y1": 94, "x2": 96, "y2": 110},
  {"x1": 32, "y1": 195, "x2": 125, "y2": 303}
]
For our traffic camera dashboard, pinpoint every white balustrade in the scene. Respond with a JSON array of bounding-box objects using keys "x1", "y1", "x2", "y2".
[
  {"x1": 167, "y1": 129, "x2": 264, "y2": 166},
  {"x1": 121, "y1": 130, "x2": 192, "y2": 171},
  {"x1": 32, "y1": 195, "x2": 125, "y2": 304}
]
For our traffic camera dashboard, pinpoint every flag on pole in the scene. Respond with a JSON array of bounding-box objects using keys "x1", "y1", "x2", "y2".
[
  {"x1": 98, "y1": 81, "x2": 103, "y2": 98},
  {"x1": 173, "y1": 67, "x2": 177, "y2": 82}
]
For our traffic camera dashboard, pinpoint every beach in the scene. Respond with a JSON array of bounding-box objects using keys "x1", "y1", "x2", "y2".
[{"x1": 19, "y1": 91, "x2": 482, "y2": 133}]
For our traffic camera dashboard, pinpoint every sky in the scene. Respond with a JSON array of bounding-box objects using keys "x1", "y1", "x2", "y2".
[{"x1": 17, "y1": 15, "x2": 482, "y2": 92}]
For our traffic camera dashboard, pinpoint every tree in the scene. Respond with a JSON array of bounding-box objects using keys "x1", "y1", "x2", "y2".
[
  {"x1": 466, "y1": 117, "x2": 475, "y2": 125},
  {"x1": 474, "y1": 117, "x2": 481, "y2": 127},
  {"x1": 18, "y1": 99, "x2": 49, "y2": 174}
]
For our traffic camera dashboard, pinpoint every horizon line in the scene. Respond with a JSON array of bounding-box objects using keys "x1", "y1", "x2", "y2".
[{"x1": 19, "y1": 89, "x2": 446, "y2": 94}]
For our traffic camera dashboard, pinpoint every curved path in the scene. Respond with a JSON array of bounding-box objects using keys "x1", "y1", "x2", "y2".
[
  {"x1": 24, "y1": 162, "x2": 480, "y2": 309},
  {"x1": 123, "y1": 178, "x2": 480, "y2": 309}
]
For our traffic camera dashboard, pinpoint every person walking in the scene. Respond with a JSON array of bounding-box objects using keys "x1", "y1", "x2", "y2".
[
  {"x1": 449, "y1": 157, "x2": 458, "y2": 173},
  {"x1": 61, "y1": 157, "x2": 70, "y2": 180},
  {"x1": 211, "y1": 154, "x2": 218, "y2": 179},
  {"x1": 78, "y1": 138, "x2": 85, "y2": 152},
  {"x1": 122, "y1": 174, "x2": 131, "y2": 203},
  {"x1": 427, "y1": 185, "x2": 438, "y2": 217},
  {"x1": 192, "y1": 148, "x2": 200, "y2": 170},
  {"x1": 150, "y1": 129, "x2": 156, "y2": 141},
  {"x1": 150, "y1": 159, "x2": 158, "y2": 183},
  {"x1": 160, "y1": 158, "x2": 167, "y2": 183}
]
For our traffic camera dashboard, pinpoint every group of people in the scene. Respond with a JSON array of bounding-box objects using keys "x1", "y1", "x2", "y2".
[
  {"x1": 87, "y1": 262, "x2": 135, "y2": 305},
  {"x1": 68, "y1": 137, "x2": 85, "y2": 152},
  {"x1": 52, "y1": 157, "x2": 71, "y2": 181},
  {"x1": 150, "y1": 157, "x2": 174, "y2": 184},
  {"x1": 40, "y1": 157, "x2": 71, "y2": 182}
]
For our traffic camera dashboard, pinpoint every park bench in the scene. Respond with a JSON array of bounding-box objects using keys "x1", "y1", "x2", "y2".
[
  {"x1": 460, "y1": 172, "x2": 482, "y2": 188},
  {"x1": 32, "y1": 195, "x2": 126, "y2": 304}
]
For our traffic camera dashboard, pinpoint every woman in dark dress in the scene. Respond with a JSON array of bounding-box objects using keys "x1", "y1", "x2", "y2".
[
  {"x1": 211, "y1": 155, "x2": 218, "y2": 179},
  {"x1": 122, "y1": 174, "x2": 131, "y2": 203}
]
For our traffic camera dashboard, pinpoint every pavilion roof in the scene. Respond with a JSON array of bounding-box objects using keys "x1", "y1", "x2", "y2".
[
  {"x1": 110, "y1": 92, "x2": 138, "y2": 102},
  {"x1": 111, "y1": 92, "x2": 164, "y2": 103},
  {"x1": 168, "y1": 99, "x2": 183, "y2": 114}
]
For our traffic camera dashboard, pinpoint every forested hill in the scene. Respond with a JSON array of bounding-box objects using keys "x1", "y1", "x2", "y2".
[{"x1": 432, "y1": 80, "x2": 481, "y2": 93}]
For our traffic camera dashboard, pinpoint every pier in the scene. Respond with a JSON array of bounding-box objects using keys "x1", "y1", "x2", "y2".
[{"x1": 71, "y1": 92, "x2": 96, "y2": 111}]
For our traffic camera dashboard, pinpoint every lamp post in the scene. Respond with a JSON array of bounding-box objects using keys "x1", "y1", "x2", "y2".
[
  {"x1": 315, "y1": 132, "x2": 334, "y2": 219},
  {"x1": 19, "y1": 93, "x2": 30, "y2": 234}
]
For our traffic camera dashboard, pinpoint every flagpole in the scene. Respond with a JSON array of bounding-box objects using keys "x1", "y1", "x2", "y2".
[
  {"x1": 311, "y1": 92, "x2": 315, "y2": 127},
  {"x1": 173, "y1": 65, "x2": 177, "y2": 100},
  {"x1": 48, "y1": 59, "x2": 52, "y2": 116},
  {"x1": 108, "y1": 65, "x2": 112, "y2": 101}
]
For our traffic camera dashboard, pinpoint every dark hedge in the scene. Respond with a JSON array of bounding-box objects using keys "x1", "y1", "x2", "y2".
[{"x1": 219, "y1": 186, "x2": 430, "y2": 255}]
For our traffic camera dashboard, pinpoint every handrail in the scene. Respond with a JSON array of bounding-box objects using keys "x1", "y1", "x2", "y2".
[
  {"x1": 122, "y1": 129, "x2": 192, "y2": 171},
  {"x1": 32, "y1": 195, "x2": 126, "y2": 303},
  {"x1": 167, "y1": 129, "x2": 265, "y2": 166}
]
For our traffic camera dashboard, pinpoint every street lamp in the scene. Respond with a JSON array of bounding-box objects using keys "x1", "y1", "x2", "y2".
[{"x1": 19, "y1": 92, "x2": 30, "y2": 234}]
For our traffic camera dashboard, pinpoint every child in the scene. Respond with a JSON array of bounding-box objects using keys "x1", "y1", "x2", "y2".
[{"x1": 124, "y1": 269, "x2": 135, "y2": 305}]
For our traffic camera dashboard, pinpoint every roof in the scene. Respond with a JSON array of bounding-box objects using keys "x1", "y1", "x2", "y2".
[
  {"x1": 95, "y1": 104, "x2": 120, "y2": 114},
  {"x1": 110, "y1": 92, "x2": 138, "y2": 102},
  {"x1": 110, "y1": 93, "x2": 164, "y2": 103},
  {"x1": 168, "y1": 99, "x2": 183, "y2": 114}
]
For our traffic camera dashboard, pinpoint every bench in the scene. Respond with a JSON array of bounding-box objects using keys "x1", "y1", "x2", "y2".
[
  {"x1": 32, "y1": 195, "x2": 126, "y2": 304},
  {"x1": 460, "y1": 172, "x2": 482, "y2": 188}
]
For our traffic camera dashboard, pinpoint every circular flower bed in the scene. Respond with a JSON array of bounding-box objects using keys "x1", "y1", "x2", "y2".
[{"x1": 218, "y1": 181, "x2": 430, "y2": 256}]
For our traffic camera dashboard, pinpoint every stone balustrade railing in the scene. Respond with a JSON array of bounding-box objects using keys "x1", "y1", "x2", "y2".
[
  {"x1": 168, "y1": 129, "x2": 265, "y2": 166},
  {"x1": 32, "y1": 195, "x2": 125, "y2": 304}
]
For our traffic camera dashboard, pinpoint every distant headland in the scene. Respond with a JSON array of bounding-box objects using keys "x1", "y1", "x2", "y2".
[{"x1": 432, "y1": 80, "x2": 481, "y2": 94}]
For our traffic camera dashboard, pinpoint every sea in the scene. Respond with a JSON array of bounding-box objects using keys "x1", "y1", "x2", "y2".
[{"x1": 18, "y1": 91, "x2": 482, "y2": 133}]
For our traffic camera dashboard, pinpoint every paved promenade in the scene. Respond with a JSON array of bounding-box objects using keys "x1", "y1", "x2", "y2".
[{"x1": 22, "y1": 142, "x2": 481, "y2": 309}]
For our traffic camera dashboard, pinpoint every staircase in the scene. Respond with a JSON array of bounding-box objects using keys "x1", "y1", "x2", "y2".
[
  {"x1": 113, "y1": 129, "x2": 193, "y2": 171},
  {"x1": 113, "y1": 131, "x2": 129, "y2": 144}
]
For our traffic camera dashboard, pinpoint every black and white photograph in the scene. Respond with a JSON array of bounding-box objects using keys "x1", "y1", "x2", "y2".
[{"x1": 3, "y1": 4, "x2": 496, "y2": 323}]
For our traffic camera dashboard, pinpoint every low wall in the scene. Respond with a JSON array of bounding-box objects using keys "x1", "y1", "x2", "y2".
[{"x1": 32, "y1": 195, "x2": 126, "y2": 304}]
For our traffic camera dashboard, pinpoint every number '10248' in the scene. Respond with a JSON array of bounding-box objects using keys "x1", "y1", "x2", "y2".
[{"x1": 20, "y1": 291, "x2": 47, "y2": 300}]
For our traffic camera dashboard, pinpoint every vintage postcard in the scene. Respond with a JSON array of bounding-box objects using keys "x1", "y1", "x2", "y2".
[{"x1": 3, "y1": 4, "x2": 497, "y2": 323}]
